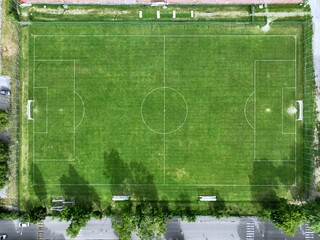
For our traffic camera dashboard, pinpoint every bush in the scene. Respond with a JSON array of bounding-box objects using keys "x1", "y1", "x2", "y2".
[
  {"x1": 0, "y1": 163, "x2": 8, "y2": 189},
  {"x1": 0, "y1": 208, "x2": 20, "y2": 219},
  {"x1": 267, "y1": 198, "x2": 305, "y2": 236}
]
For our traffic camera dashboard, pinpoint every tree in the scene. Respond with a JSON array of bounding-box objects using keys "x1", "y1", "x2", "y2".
[
  {"x1": 112, "y1": 202, "x2": 135, "y2": 240},
  {"x1": 136, "y1": 203, "x2": 167, "y2": 240},
  {"x1": 268, "y1": 198, "x2": 305, "y2": 236},
  {"x1": 0, "y1": 163, "x2": 8, "y2": 189},
  {"x1": 0, "y1": 136, "x2": 9, "y2": 189},
  {"x1": 28, "y1": 206, "x2": 47, "y2": 223},
  {"x1": 0, "y1": 110, "x2": 8, "y2": 130},
  {"x1": 112, "y1": 213, "x2": 136, "y2": 240},
  {"x1": 303, "y1": 198, "x2": 320, "y2": 234},
  {"x1": 56, "y1": 205, "x2": 93, "y2": 238}
]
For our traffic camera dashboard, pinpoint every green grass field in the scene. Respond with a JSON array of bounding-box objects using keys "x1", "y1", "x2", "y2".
[{"x1": 21, "y1": 23, "x2": 304, "y2": 207}]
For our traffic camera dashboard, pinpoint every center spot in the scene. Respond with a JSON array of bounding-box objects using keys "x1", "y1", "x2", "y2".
[{"x1": 141, "y1": 87, "x2": 188, "y2": 134}]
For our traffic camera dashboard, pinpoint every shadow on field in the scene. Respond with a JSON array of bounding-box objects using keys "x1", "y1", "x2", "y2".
[
  {"x1": 103, "y1": 149, "x2": 158, "y2": 201},
  {"x1": 59, "y1": 165, "x2": 100, "y2": 208},
  {"x1": 33, "y1": 164, "x2": 47, "y2": 203},
  {"x1": 174, "y1": 193, "x2": 196, "y2": 221},
  {"x1": 249, "y1": 145, "x2": 298, "y2": 205},
  {"x1": 197, "y1": 187, "x2": 227, "y2": 218},
  {"x1": 208, "y1": 191, "x2": 227, "y2": 218}
]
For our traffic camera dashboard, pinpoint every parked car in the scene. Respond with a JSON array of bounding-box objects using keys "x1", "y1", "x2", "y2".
[
  {"x1": 19, "y1": 222, "x2": 29, "y2": 227},
  {"x1": 0, "y1": 90, "x2": 10, "y2": 96},
  {"x1": 0, "y1": 234, "x2": 7, "y2": 240}
]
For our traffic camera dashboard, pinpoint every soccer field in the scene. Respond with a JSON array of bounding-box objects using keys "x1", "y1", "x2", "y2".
[{"x1": 23, "y1": 23, "x2": 304, "y2": 205}]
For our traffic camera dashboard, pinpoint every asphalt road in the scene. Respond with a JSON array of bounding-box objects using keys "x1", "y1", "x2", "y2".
[
  {"x1": 43, "y1": 217, "x2": 118, "y2": 240},
  {"x1": 0, "y1": 220, "x2": 38, "y2": 240},
  {"x1": 166, "y1": 217, "x2": 320, "y2": 240},
  {"x1": 1, "y1": 217, "x2": 319, "y2": 240}
]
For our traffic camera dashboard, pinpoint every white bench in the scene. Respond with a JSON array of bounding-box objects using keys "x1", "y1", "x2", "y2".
[
  {"x1": 112, "y1": 196, "x2": 130, "y2": 201},
  {"x1": 199, "y1": 196, "x2": 217, "y2": 201}
]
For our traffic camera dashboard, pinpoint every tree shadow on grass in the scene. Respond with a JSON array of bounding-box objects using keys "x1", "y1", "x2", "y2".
[
  {"x1": 59, "y1": 165, "x2": 100, "y2": 208},
  {"x1": 249, "y1": 160, "x2": 279, "y2": 205},
  {"x1": 128, "y1": 161, "x2": 158, "y2": 201},
  {"x1": 174, "y1": 193, "x2": 196, "y2": 222},
  {"x1": 197, "y1": 187, "x2": 227, "y2": 218},
  {"x1": 103, "y1": 149, "x2": 158, "y2": 201},
  {"x1": 33, "y1": 164, "x2": 47, "y2": 204},
  {"x1": 103, "y1": 149, "x2": 130, "y2": 196},
  {"x1": 249, "y1": 145, "x2": 297, "y2": 207}
]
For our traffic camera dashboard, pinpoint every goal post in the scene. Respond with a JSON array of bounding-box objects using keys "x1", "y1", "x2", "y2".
[
  {"x1": 27, "y1": 100, "x2": 33, "y2": 120},
  {"x1": 297, "y1": 100, "x2": 303, "y2": 121}
]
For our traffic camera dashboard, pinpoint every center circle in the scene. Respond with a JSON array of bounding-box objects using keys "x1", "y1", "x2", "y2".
[{"x1": 141, "y1": 87, "x2": 188, "y2": 134}]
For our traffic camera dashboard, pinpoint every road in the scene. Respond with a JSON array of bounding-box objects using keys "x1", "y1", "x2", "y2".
[
  {"x1": 0, "y1": 219, "x2": 37, "y2": 240},
  {"x1": 1, "y1": 217, "x2": 319, "y2": 240},
  {"x1": 43, "y1": 217, "x2": 118, "y2": 240},
  {"x1": 166, "y1": 217, "x2": 320, "y2": 240}
]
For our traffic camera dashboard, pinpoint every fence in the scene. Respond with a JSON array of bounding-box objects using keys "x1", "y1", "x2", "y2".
[{"x1": 302, "y1": 18, "x2": 316, "y2": 198}]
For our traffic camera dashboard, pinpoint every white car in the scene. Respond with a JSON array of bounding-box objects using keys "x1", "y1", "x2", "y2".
[
  {"x1": 0, "y1": 90, "x2": 10, "y2": 96},
  {"x1": 0, "y1": 234, "x2": 7, "y2": 240},
  {"x1": 19, "y1": 222, "x2": 29, "y2": 227}
]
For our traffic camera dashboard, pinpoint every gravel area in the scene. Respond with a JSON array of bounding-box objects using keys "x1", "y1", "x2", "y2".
[
  {"x1": 309, "y1": 0, "x2": 320, "y2": 121},
  {"x1": 0, "y1": 0, "x2": 2, "y2": 72}
]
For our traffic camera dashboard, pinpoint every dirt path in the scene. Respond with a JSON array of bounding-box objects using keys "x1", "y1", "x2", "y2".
[{"x1": 254, "y1": 12, "x2": 307, "y2": 18}]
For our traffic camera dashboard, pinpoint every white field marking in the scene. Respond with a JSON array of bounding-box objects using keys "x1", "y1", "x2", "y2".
[
  {"x1": 35, "y1": 59, "x2": 76, "y2": 61},
  {"x1": 34, "y1": 159, "x2": 75, "y2": 162},
  {"x1": 75, "y1": 91, "x2": 85, "y2": 129},
  {"x1": 140, "y1": 87, "x2": 188, "y2": 135},
  {"x1": 255, "y1": 160, "x2": 296, "y2": 162},
  {"x1": 253, "y1": 59, "x2": 296, "y2": 163},
  {"x1": 32, "y1": 34, "x2": 297, "y2": 186},
  {"x1": 33, "y1": 87, "x2": 48, "y2": 134},
  {"x1": 255, "y1": 60, "x2": 296, "y2": 62},
  {"x1": 35, "y1": 183, "x2": 296, "y2": 187},
  {"x1": 33, "y1": 35, "x2": 36, "y2": 185},
  {"x1": 163, "y1": 35, "x2": 166, "y2": 185},
  {"x1": 254, "y1": 61, "x2": 256, "y2": 161},
  {"x1": 34, "y1": 34, "x2": 297, "y2": 37},
  {"x1": 282, "y1": 87, "x2": 296, "y2": 135},
  {"x1": 244, "y1": 91, "x2": 255, "y2": 130},
  {"x1": 294, "y1": 35, "x2": 297, "y2": 186},
  {"x1": 73, "y1": 60, "x2": 76, "y2": 162},
  {"x1": 32, "y1": 59, "x2": 76, "y2": 165}
]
